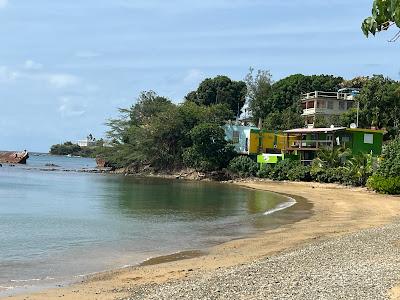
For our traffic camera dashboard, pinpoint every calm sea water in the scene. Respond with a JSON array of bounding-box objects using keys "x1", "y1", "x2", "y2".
[{"x1": 0, "y1": 153, "x2": 301, "y2": 295}]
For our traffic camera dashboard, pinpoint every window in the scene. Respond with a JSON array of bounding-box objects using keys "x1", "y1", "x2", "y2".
[
  {"x1": 339, "y1": 101, "x2": 346, "y2": 110},
  {"x1": 327, "y1": 100, "x2": 334, "y2": 109},
  {"x1": 347, "y1": 101, "x2": 354, "y2": 109},
  {"x1": 364, "y1": 134, "x2": 373, "y2": 144},
  {"x1": 245, "y1": 138, "x2": 249, "y2": 151},
  {"x1": 232, "y1": 131, "x2": 239, "y2": 144}
]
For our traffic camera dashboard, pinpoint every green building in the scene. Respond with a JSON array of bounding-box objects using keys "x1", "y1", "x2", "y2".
[{"x1": 257, "y1": 127, "x2": 384, "y2": 166}]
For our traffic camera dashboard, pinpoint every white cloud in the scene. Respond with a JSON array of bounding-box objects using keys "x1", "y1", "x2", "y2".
[
  {"x1": 47, "y1": 74, "x2": 80, "y2": 88},
  {"x1": 0, "y1": 66, "x2": 20, "y2": 82},
  {"x1": 58, "y1": 97, "x2": 86, "y2": 117},
  {"x1": 24, "y1": 60, "x2": 43, "y2": 70},
  {"x1": 0, "y1": 0, "x2": 8, "y2": 9},
  {"x1": 0, "y1": 64, "x2": 80, "y2": 89},
  {"x1": 183, "y1": 69, "x2": 204, "y2": 84}
]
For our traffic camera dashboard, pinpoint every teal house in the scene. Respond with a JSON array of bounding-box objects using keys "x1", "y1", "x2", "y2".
[{"x1": 223, "y1": 124, "x2": 258, "y2": 155}]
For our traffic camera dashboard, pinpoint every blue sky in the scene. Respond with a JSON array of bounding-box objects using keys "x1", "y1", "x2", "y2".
[{"x1": 0, "y1": 0, "x2": 399, "y2": 152}]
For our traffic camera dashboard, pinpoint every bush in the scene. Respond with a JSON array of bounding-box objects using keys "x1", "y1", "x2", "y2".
[
  {"x1": 269, "y1": 159, "x2": 300, "y2": 181},
  {"x1": 228, "y1": 156, "x2": 258, "y2": 178},
  {"x1": 377, "y1": 138, "x2": 400, "y2": 178},
  {"x1": 257, "y1": 164, "x2": 275, "y2": 179},
  {"x1": 312, "y1": 167, "x2": 350, "y2": 184},
  {"x1": 287, "y1": 165, "x2": 312, "y2": 182},
  {"x1": 367, "y1": 175, "x2": 400, "y2": 195}
]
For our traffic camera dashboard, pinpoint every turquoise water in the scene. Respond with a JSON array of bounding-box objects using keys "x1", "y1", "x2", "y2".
[{"x1": 0, "y1": 154, "x2": 300, "y2": 295}]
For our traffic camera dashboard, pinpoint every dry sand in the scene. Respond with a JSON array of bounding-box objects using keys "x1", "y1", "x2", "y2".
[{"x1": 5, "y1": 180, "x2": 400, "y2": 300}]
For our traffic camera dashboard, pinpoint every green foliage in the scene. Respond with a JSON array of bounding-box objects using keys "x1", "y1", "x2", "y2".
[
  {"x1": 263, "y1": 108, "x2": 304, "y2": 130},
  {"x1": 312, "y1": 147, "x2": 351, "y2": 169},
  {"x1": 244, "y1": 68, "x2": 273, "y2": 122},
  {"x1": 344, "y1": 153, "x2": 376, "y2": 186},
  {"x1": 183, "y1": 123, "x2": 235, "y2": 171},
  {"x1": 362, "y1": 0, "x2": 400, "y2": 37},
  {"x1": 228, "y1": 156, "x2": 258, "y2": 178},
  {"x1": 50, "y1": 141, "x2": 100, "y2": 157},
  {"x1": 367, "y1": 175, "x2": 400, "y2": 194},
  {"x1": 105, "y1": 90, "x2": 235, "y2": 171},
  {"x1": 311, "y1": 167, "x2": 350, "y2": 184},
  {"x1": 313, "y1": 115, "x2": 341, "y2": 128},
  {"x1": 376, "y1": 138, "x2": 400, "y2": 177},
  {"x1": 287, "y1": 165, "x2": 312, "y2": 182},
  {"x1": 129, "y1": 91, "x2": 174, "y2": 126},
  {"x1": 269, "y1": 159, "x2": 301, "y2": 181},
  {"x1": 185, "y1": 76, "x2": 247, "y2": 116},
  {"x1": 256, "y1": 164, "x2": 275, "y2": 179},
  {"x1": 353, "y1": 75, "x2": 400, "y2": 137}
]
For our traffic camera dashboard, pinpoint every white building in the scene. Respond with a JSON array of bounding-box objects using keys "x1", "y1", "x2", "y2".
[{"x1": 301, "y1": 90, "x2": 358, "y2": 128}]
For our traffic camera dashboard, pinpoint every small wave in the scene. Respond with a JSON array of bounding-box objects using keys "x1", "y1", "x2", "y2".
[
  {"x1": 0, "y1": 286, "x2": 14, "y2": 290},
  {"x1": 264, "y1": 197, "x2": 297, "y2": 215},
  {"x1": 10, "y1": 278, "x2": 41, "y2": 283}
]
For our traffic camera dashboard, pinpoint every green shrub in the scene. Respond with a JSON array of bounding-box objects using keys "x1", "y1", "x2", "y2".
[
  {"x1": 269, "y1": 159, "x2": 300, "y2": 181},
  {"x1": 257, "y1": 164, "x2": 275, "y2": 179},
  {"x1": 377, "y1": 138, "x2": 400, "y2": 178},
  {"x1": 367, "y1": 175, "x2": 400, "y2": 195},
  {"x1": 287, "y1": 165, "x2": 312, "y2": 182},
  {"x1": 228, "y1": 156, "x2": 258, "y2": 178},
  {"x1": 312, "y1": 167, "x2": 350, "y2": 184}
]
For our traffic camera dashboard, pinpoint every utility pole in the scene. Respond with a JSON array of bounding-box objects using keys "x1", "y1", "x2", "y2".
[{"x1": 356, "y1": 101, "x2": 360, "y2": 128}]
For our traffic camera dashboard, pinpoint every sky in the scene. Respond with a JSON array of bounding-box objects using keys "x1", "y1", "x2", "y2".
[{"x1": 0, "y1": 0, "x2": 399, "y2": 152}]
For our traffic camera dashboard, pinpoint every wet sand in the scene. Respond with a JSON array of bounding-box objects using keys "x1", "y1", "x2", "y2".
[{"x1": 5, "y1": 180, "x2": 400, "y2": 300}]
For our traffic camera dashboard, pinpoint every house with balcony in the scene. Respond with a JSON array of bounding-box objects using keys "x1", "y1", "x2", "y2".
[
  {"x1": 301, "y1": 90, "x2": 358, "y2": 128},
  {"x1": 281, "y1": 127, "x2": 384, "y2": 164}
]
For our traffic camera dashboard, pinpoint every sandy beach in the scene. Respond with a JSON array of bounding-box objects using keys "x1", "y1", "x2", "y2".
[{"x1": 6, "y1": 180, "x2": 400, "y2": 300}]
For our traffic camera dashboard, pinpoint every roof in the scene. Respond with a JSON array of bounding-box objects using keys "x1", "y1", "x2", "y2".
[
  {"x1": 283, "y1": 127, "x2": 346, "y2": 134},
  {"x1": 346, "y1": 128, "x2": 385, "y2": 134}
]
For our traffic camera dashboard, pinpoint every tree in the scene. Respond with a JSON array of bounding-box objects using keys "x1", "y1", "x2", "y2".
[
  {"x1": 185, "y1": 76, "x2": 247, "y2": 117},
  {"x1": 362, "y1": 0, "x2": 400, "y2": 40},
  {"x1": 129, "y1": 91, "x2": 174, "y2": 126},
  {"x1": 351, "y1": 75, "x2": 400, "y2": 137},
  {"x1": 263, "y1": 108, "x2": 304, "y2": 130},
  {"x1": 244, "y1": 68, "x2": 273, "y2": 122},
  {"x1": 183, "y1": 123, "x2": 235, "y2": 171}
]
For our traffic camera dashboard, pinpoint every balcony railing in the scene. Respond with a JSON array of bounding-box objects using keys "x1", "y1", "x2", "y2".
[
  {"x1": 301, "y1": 108, "x2": 331, "y2": 116},
  {"x1": 288, "y1": 140, "x2": 334, "y2": 150},
  {"x1": 301, "y1": 91, "x2": 354, "y2": 101}
]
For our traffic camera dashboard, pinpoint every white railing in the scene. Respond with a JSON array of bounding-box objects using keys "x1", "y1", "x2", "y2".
[
  {"x1": 289, "y1": 140, "x2": 334, "y2": 149},
  {"x1": 301, "y1": 91, "x2": 354, "y2": 101},
  {"x1": 301, "y1": 108, "x2": 330, "y2": 115}
]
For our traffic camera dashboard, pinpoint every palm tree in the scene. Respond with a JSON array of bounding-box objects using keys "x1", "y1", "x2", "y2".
[
  {"x1": 313, "y1": 147, "x2": 351, "y2": 169},
  {"x1": 344, "y1": 152, "x2": 375, "y2": 186}
]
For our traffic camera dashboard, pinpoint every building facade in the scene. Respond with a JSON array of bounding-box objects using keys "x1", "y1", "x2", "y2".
[
  {"x1": 282, "y1": 127, "x2": 384, "y2": 164},
  {"x1": 301, "y1": 91, "x2": 357, "y2": 128}
]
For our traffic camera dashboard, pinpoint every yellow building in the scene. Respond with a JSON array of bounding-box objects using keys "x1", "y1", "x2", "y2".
[{"x1": 248, "y1": 129, "x2": 298, "y2": 155}]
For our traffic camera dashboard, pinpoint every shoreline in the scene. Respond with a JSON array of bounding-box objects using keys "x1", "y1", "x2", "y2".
[{"x1": 5, "y1": 180, "x2": 400, "y2": 300}]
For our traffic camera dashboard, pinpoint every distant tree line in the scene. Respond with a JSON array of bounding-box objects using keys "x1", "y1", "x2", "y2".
[{"x1": 50, "y1": 141, "x2": 103, "y2": 157}]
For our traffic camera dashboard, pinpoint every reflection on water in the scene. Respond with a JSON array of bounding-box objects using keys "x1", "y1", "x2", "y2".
[{"x1": 0, "y1": 155, "x2": 310, "y2": 296}]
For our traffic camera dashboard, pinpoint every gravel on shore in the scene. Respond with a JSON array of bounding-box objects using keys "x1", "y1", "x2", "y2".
[{"x1": 122, "y1": 222, "x2": 400, "y2": 300}]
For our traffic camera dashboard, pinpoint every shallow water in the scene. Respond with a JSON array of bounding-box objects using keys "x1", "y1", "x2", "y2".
[{"x1": 0, "y1": 154, "x2": 305, "y2": 295}]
